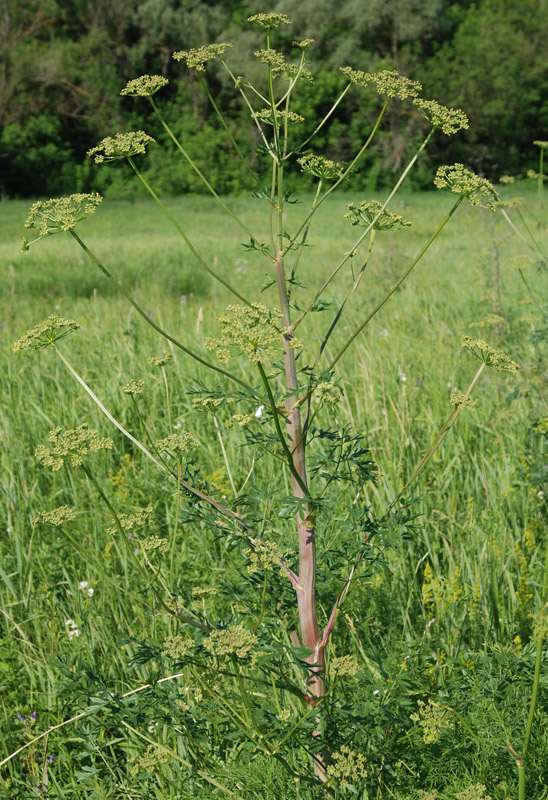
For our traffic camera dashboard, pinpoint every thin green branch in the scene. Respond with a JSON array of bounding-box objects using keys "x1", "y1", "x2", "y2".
[
  {"x1": 326, "y1": 195, "x2": 463, "y2": 372},
  {"x1": 384, "y1": 361, "x2": 486, "y2": 517},
  {"x1": 148, "y1": 96, "x2": 266, "y2": 248},
  {"x1": 516, "y1": 208, "x2": 548, "y2": 259},
  {"x1": 500, "y1": 208, "x2": 547, "y2": 261},
  {"x1": 291, "y1": 128, "x2": 436, "y2": 331},
  {"x1": 314, "y1": 229, "x2": 376, "y2": 367},
  {"x1": 196, "y1": 73, "x2": 270, "y2": 198},
  {"x1": 126, "y1": 156, "x2": 253, "y2": 302},
  {"x1": 220, "y1": 59, "x2": 276, "y2": 159},
  {"x1": 68, "y1": 229, "x2": 259, "y2": 396},
  {"x1": 266, "y1": 31, "x2": 280, "y2": 158},
  {"x1": 282, "y1": 100, "x2": 392, "y2": 260},
  {"x1": 297, "y1": 84, "x2": 352, "y2": 152}
]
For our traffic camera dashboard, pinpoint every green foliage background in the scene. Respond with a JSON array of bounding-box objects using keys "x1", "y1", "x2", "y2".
[{"x1": 2, "y1": 0, "x2": 547, "y2": 198}]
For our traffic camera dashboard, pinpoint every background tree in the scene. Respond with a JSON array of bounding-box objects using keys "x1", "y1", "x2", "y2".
[{"x1": 1, "y1": 0, "x2": 546, "y2": 197}]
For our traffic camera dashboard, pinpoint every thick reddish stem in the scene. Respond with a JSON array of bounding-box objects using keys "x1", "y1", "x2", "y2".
[{"x1": 275, "y1": 253, "x2": 326, "y2": 781}]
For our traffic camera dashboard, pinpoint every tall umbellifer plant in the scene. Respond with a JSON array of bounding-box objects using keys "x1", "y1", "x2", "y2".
[{"x1": 11, "y1": 12, "x2": 517, "y2": 794}]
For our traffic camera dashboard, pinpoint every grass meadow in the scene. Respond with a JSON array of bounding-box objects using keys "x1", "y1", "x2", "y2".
[{"x1": 1, "y1": 184, "x2": 547, "y2": 799}]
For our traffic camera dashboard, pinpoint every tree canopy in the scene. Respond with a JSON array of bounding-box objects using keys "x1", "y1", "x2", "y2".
[{"x1": 1, "y1": 0, "x2": 546, "y2": 197}]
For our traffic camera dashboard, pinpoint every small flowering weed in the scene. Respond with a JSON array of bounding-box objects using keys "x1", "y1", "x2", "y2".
[
  {"x1": 154, "y1": 432, "x2": 198, "y2": 455},
  {"x1": 434, "y1": 164, "x2": 499, "y2": 210},
  {"x1": 107, "y1": 504, "x2": 153, "y2": 536},
  {"x1": 247, "y1": 13, "x2": 291, "y2": 29},
  {"x1": 33, "y1": 505, "x2": 76, "y2": 526},
  {"x1": 330, "y1": 654, "x2": 360, "y2": 678},
  {"x1": 326, "y1": 745, "x2": 367, "y2": 788},
  {"x1": 455, "y1": 785, "x2": 491, "y2": 800},
  {"x1": 21, "y1": 194, "x2": 101, "y2": 249},
  {"x1": 121, "y1": 74, "x2": 169, "y2": 97},
  {"x1": 35, "y1": 424, "x2": 112, "y2": 471},
  {"x1": 205, "y1": 302, "x2": 284, "y2": 363},
  {"x1": 414, "y1": 98, "x2": 469, "y2": 135},
  {"x1": 12, "y1": 316, "x2": 80, "y2": 351},
  {"x1": 461, "y1": 336, "x2": 519, "y2": 372},
  {"x1": 410, "y1": 698, "x2": 454, "y2": 744},
  {"x1": 254, "y1": 49, "x2": 312, "y2": 82},
  {"x1": 204, "y1": 623, "x2": 258, "y2": 660},
  {"x1": 122, "y1": 379, "x2": 145, "y2": 395},
  {"x1": 253, "y1": 107, "x2": 305, "y2": 126},
  {"x1": 163, "y1": 634, "x2": 194, "y2": 660},
  {"x1": 149, "y1": 351, "x2": 172, "y2": 367},
  {"x1": 341, "y1": 67, "x2": 422, "y2": 99},
  {"x1": 345, "y1": 200, "x2": 412, "y2": 231},
  {"x1": 298, "y1": 154, "x2": 345, "y2": 181},
  {"x1": 172, "y1": 43, "x2": 233, "y2": 71},
  {"x1": 87, "y1": 131, "x2": 155, "y2": 163}
]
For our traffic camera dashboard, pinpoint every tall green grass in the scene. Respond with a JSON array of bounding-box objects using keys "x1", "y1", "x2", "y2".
[{"x1": 1, "y1": 186, "x2": 546, "y2": 798}]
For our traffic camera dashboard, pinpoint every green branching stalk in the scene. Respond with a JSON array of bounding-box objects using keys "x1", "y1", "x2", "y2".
[
  {"x1": 126, "y1": 156, "x2": 254, "y2": 302},
  {"x1": 14, "y1": 23, "x2": 499, "y2": 793},
  {"x1": 266, "y1": 32, "x2": 280, "y2": 157},
  {"x1": 291, "y1": 128, "x2": 436, "y2": 330},
  {"x1": 384, "y1": 361, "x2": 486, "y2": 516},
  {"x1": 326, "y1": 194, "x2": 463, "y2": 372},
  {"x1": 269, "y1": 158, "x2": 278, "y2": 253},
  {"x1": 297, "y1": 83, "x2": 352, "y2": 152},
  {"x1": 147, "y1": 97, "x2": 267, "y2": 247},
  {"x1": 68, "y1": 229, "x2": 259, "y2": 396},
  {"x1": 220, "y1": 59, "x2": 276, "y2": 159},
  {"x1": 197, "y1": 73, "x2": 271, "y2": 198},
  {"x1": 314, "y1": 229, "x2": 376, "y2": 366}
]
